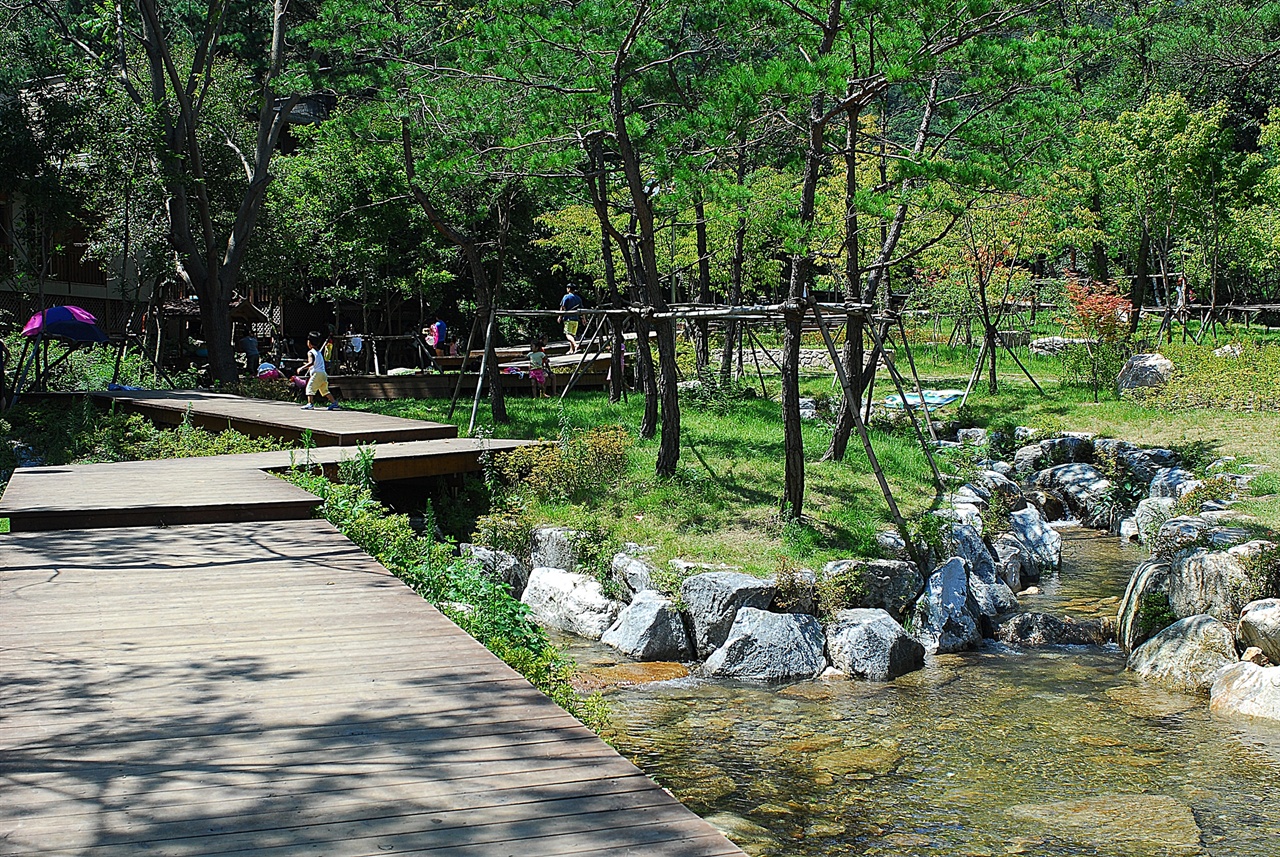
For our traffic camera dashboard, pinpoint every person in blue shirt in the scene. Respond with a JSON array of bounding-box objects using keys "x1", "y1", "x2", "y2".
[{"x1": 558, "y1": 285, "x2": 584, "y2": 353}]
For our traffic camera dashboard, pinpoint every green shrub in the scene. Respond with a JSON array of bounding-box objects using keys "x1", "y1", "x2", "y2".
[
  {"x1": 1060, "y1": 341, "x2": 1131, "y2": 397},
  {"x1": 772, "y1": 557, "x2": 811, "y2": 613},
  {"x1": 1136, "y1": 591, "x2": 1179, "y2": 639},
  {"x1": 473, "y1": 498, "x2": 536, "y2": 561},
  {"x1": 490, "y1": 424, "x2": 632, "y2": 503},
  {"x1": 1173, "y1": 475, "x2": 1239, "y2": 516},
  {"x1": 680, "y1": 366, "x2": 758, "y2": 414},
  {"x1": 815, "y1": 561, "x2": 870, "y2": 618},
  {"x1": 1130, "y1": 342, "x2": 1280, "y2": 411},
  {"x1": 1233, "y1": 544, "x2": 1280, "y2": 606}
]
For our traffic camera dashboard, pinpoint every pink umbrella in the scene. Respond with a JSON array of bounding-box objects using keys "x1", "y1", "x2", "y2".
[{"x1": 22, "y1": 305, "x2": 100, "y2": 337}]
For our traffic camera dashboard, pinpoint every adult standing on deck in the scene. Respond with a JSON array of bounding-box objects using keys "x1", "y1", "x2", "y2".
[{"x1": 558, "y1": 285, "x2": 583, "y2": 353}]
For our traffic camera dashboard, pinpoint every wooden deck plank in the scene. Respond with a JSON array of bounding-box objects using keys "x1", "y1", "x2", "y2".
[
  {"x1": 90, "y1": 389, "x2": 458, "y2": 445},
  {"x1": 0, "y1": 522, "x2": 745, "y2": 857},
  {"x1": 0, "y1": 437, "x2": 531, "y2": 531}
]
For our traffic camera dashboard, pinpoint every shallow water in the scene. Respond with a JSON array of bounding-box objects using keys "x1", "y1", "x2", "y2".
[{"x1": 565, "y1": 528, "x2": 1280, "y2": 856}]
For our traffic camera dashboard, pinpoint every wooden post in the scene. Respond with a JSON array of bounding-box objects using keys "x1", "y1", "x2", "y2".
[
  {"x1": 811, "y1": 301, "x2": 921, "y2": 569},
  {"x1": 468, "y1": 308, "x2": 496, "y2": 437},
  {"x1": 895, "y1": 315, "x2": 937, "y2": 442},
  {"x1": 447, "y1": 315, "x2": 481, "y2": 420},
  {"x1": 744, "y1": 322, "x2": 768, "y2": 397},
  {"x1": 959, "y1": 337, "x2": 989, "y2": 409},
  {"x1": 559, "y1": 315, "x2": 608, "y2": 400},
  {"x1": 869, "y1": 319, "x2": 942, "y2": 487}
]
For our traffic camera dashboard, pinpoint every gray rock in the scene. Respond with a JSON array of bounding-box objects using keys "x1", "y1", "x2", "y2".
[
  {"x1": 1152, "y1": 515, "x2": 1212, "y2": 558},
  {"x1": 956, "y1": 427, "x2": 988, "y2": 446},
  {"x1": 825, "y1": 608, "x2": 925, "y2": 681},
  {"x1": 950, "y1": 484, "x2": 990, "y2": 510},
  {"x1": 993, "y1": 536, "x2": 1024, "y2": 591},
  {"x1": 1116, "y1": 558, "x2": 1172, "y2": 653},
  {"x1": 680, "y1": 572, "x2": 776, "y2": 658},
  {"x1": 1128, "y1": 614, "x2": 1237, "y2": 694},
  {"x1": 875, "y1": 529, "x2": 910, "y2": 559},
  {"x1": 1014, "y1": 426, "x2": 1039, "y2": 442},
  {"x1": 521, "y1": 567, "x2": 625, "y2": 640},
  {"x1": 1026, "y1": 489, "x2": 1066, "y2": 522},
  {"x1": 1210, "y1": 661, "x2": 1280, "y2": 722},
  {"x1": 1005, "y1": 506, "x2": 1062, "y2": 577},
  {"x1": 1032, "y1": 463, "x2": 1112, "y2": 524},
  {"x1": 1239, "y1": 599, "x2": 1280, "y2": 665},
  {"x1": 600, "y1": 590, "x2": 693, "y2": 661},
  {"x1": 1013, "y1": 443, "x2": 1045, "y2": 475},
  {"x1": 1008, "y1": 794, "x2": 1201, "y2": 856},
  {"x1": 461, "y1": 543, "x2": 531, "y2": 598},
  {"x1": 820, "y1": 558, "x2": 923, "y2": 622},
  {"x1": 1134, "y1": 497, "x2": 1176, "y2": 545},
  {"x1": 611, "y1": 552, "x2": 655, "y2": 600},
  {"x1": 1040, "y1": 435, "x2": 1094, "y2": 467},
  {"x1": 530, "y1": 526, "x2": 584, "y2": 571},
  {"x1": 1117, "y1": 352, "x2": 1174, "y2": 394},
  {"x1": 986, "y1": 460, "x2": 1015, "y2": 477},
  {"x1": 702, "y1": 608, "x2": 827, "y2": 681},
  {"x1": 952, "y1": 523, "x2": 1018, "y2": 617},
  {"x1": 1119, "y1": 517, "x2": 1140, "y2": 542},
  {"x1": 1029, "y1": 336, "x2": 1093, "y2": 356},
  {"x1": 1149, "y1": 467, "x2": 1199, "y2": 500},
  {"x1": 995, "y1": 612, "x2": 1114, "y2": 647},
  {"x1": 911, "y1": 557, "x2": 982, "y2": 654},
  {"x1": 1166, "y1": 546, "x2": 1255, "y2": 621}
]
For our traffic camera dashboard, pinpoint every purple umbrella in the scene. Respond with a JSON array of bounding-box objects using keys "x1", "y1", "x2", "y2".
[{"x1": 21, "y1": 306, "x2": 108, "y2": 343}]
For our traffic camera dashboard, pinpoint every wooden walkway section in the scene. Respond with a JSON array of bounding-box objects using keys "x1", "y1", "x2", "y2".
[
  {"x1": 91, "y1": 390, "x2": 457, "y2": 445},
  {"x1": 0, "y1": 523, "x2": 744, "y2": 856},
  {"x1": 0, "y1": 438, "x2": 530, "y2": 532}
]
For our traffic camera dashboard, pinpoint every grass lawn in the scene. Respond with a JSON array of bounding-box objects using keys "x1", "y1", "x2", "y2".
[{"x1": 350, "y1": 339, "x2": 1280, "y2": 575}]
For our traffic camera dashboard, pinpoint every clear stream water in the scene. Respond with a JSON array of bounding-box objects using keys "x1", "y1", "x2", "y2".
[{"x1": 563, "y1": 528, "x2": 1280, "y2": 857}]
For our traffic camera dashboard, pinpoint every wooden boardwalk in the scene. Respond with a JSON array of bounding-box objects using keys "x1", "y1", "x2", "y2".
[
  {"x1": 92, "y1": 390, "x2": 457, "y2": 445},
  {"x1": 0, "y1": 523, "x2": 744, "y2": 856},
  {"x1": 0, "y1": 438, "x2": 530, "y2": 532}
]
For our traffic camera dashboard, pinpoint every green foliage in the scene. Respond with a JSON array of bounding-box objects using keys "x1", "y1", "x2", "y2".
[
  {"x1": 472, "y1": 498, "x2": 537, "y2": 562},
  {"x1": 772, "y1": 557, "x2": 811, "y2": 614},
  {"x1": 1173, "y1": 475, "x2": 1239, "y2": 516},
  {"x1": 1060, "y1": 341, "x2": 1131, "y2": 396},
  {"x1": 284, "y1": 470, "x2": 607, "y2": 730},
  {"x1": 1130, "y1": 344, "x2": 1280, "y2": 412},
  {"x1": 1233, "y1": 543, "x2": 1280, "y2": 606},
  {"x1": 815, "y1": 561, "x2": 870, "y2": 619},
  {"x1": 680, "y1": 367, "x2": 759, "y2": 415},
  {"x1": 1136, "y1": 592, "x2": 1179, "y2": 639},
  {"x1": 490, "y1": 424, "x2": 633, "y2": 504},
  {"x1": 1094, "y1": 447, "x2": 1151, "y2": 530}
]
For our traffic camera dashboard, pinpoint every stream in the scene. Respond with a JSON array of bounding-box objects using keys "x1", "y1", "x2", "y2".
[{"x1": 562, "y1": 528, "x2": 1280, "y2": 856}]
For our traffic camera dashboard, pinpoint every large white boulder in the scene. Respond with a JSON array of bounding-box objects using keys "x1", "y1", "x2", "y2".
[
  {"x1": 1134, "y1": 497, "x2": 1176, "y2": 545},
  {"x1": 610, "y1": 551, "x2": 655, "y2": 600},
  {"x1": 1128, "y1": 615, "x2": 1237, "y2": 694},
  {"x1": 952, "y1": 523, "x2": 1018, "y2": 618},
  {"x1": 1149, "y1": 467, "x2": 1199, "y2": 500},
  {"x1": 825, "y1": 608, "x2": 925, "y2": 681},
  {"x1": 680, "y1": 571, "x2": 776, "y2": 658},
  {"x1": 1116, "y1": 557, "x2": 1171, "y2": 653},
  {"x1": 702, "y1": 608, "x2": 827, "y2": 681},
  {"x1": 1005, "y1": 506, "x2": 1062, "y2": 576},
  {"x1": 1117, "y1": 352, "x2": 1174, "y2": 395},
  {"x1": 911, "y1": 557, "x2": 982, "y2": 654},
  {"x1": 1210, "y1": 661, "x2": 1280, "y2": 722},
  {"x1": 1238, "y1": 598, "x2": 1280, "y2": 665},
  {"x1": 1166, "y1": 542, "x2": 1272, "y2": 622},
  {"x1": 460, "y1": 543, "x2": 531, "y2": 598},
  {"x1": 601, "y1": 590, "x2": 693, "y2": 661},
  {"x1": 521, "y1": 567, "x2": 624, "y2": 640},
  {"x1": 530, "y1": 526, "x2": 584, "y2": 571}
]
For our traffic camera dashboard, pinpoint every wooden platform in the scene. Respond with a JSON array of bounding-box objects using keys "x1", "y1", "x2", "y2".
[
  {"x1": 331, "y1": 371, "x2": 609, "y2": 400},
  {"x1": 0, "y1": 523, "x2": 745, "y2": 856},
  {"x1": 92, "y1": 390, "x2": 457, "y2": 445},
  {"x1": 0, "y1": 438, "x2": 530, "y2": 532}
]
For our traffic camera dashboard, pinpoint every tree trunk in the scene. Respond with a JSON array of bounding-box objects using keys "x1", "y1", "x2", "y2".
[
  {"x1": 719, "y1": 138, "x2": 749, "y2": 384},
  {"x1": 693, "y1": 191, "x2": 712, "y2": 371},
  {"x1": 1129, "y1": 219, "x2": 1150, "y2": 336},
  {"x1": 199, "y1": 288, "x2": 238, "y2": 382}
]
